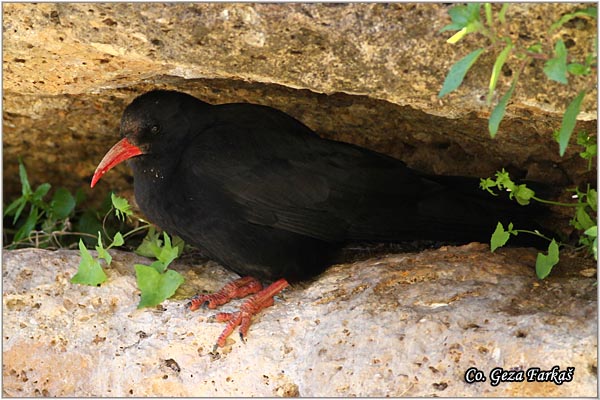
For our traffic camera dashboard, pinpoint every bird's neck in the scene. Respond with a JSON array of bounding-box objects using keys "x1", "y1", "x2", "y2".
[{"x1": 129, "y1": 154, "x2": 176, "y2": 186}]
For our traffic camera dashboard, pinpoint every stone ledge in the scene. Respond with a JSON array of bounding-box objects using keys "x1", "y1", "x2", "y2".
[{"x1": 2, "y1": 244, "x2": 596, "y2": 396}]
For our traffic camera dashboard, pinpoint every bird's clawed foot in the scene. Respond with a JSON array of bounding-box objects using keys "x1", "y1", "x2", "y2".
[
  {"x1": 187, "y1": 276, "x2": 263, "y2": 310},
  {"x1": 187, "y1": 277, "x2": 290, "y2": 349}
]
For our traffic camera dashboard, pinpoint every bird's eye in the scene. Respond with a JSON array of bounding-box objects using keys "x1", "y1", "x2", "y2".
[{"x1": 150, "y1": 124, "x2": 161, "y2": 134}]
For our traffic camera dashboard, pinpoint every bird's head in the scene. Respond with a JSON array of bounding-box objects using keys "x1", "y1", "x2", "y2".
[{"x1": 90, "y1": 90, "x2": 209, "y2": 188}]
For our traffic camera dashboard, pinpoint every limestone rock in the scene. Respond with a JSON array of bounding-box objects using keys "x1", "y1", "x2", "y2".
[
  {"x1": 2, "y1": 3, "x2": 597, "y2": 204},
  {"x1": 2, "y1": 244, "x2": 597, "y2": 396}
]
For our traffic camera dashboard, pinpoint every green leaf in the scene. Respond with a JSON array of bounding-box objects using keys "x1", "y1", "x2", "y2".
[
  {"x1": 479, "y1": 177, "x2": 499, "y2": 195},
  {"x1": 440, "y1": 3, "x2": 482, "y2": 32},
  {"x1": 135, "y1": 227, "x2": 163, "y2": 258},
  {"x1": 584, "y1": 226, "x2": 597, "y2": 260},
  {"x1": 32, "y1": 183, "x2": 51, "y2": 205},
  {"x1": 4, "y1": 197, "x2": 27, "y2": 223},
  {"x1": 495, "y1": 169, "x2": 515, "y2": 191},
  {"x1": 574, "y1": 207, "x2": 595, "y2": 231},
  {"x1": 577, "y1": 132, "x2": 597, "y2": 170},
  {"x1": 439, "y1": 48, "x2": 485, "y2": 98},
  {"x1": 491, "y1": 222, "x2": 511, "y2": 252},
  {"x1": 543, "y1": 40, "x2": 568, "y2": 84},
  {"x1": 51, "y1": 188, "x2": 76, "y2": 220},
  {"x1": 535, "y1": 239, "x2": 560, "y2": 279},
  {"x1": 95, "y1": 232, "x2": 112, "y2": 266},
  {"x1": 172, "y1": 235, "x2": 186, "y2": 257},
  {"x1": 74, "y1": 210, "x2": 104, "y2": 247},
  {"x1": 111, "y1": 193, "x2": 133, "y2": 221},
  {"x1": 584, "y1": 225, "x2": 597, "y2": 238},
  {"x1": 13, "y1": 207, "x2": 39, "y2": 243},
  {"x1": 148, "y1": 260, "x2": 167, "y2": 274},
  {"x1": 484, "y1": 3, "x2": 492, "y2": 27},
  {"x1": 156, "y1": 232, "x2": 179, "y2": 267},
  {"x1": 112, "y1": 232, "x2": 125, "y2": 247},
  {"x1": 72, "y1": 239, "x2": 107, "y2": 286},
  {"x1": 18, "y1": 158, "x2": 32, "y2": 196},
  {"x1": 587, "y1": 189, "x2": 597, "y2": 212},
  {"x1": 512, "y1": 184, "x2": 535, "y2": 206},
  {"x1": 498, "y1": 4, "x2": 509, "y2": 24},
  {"x1": 489, "y1": 80, "x2": 516, "y2": 137},
  {"x1": 527, "y1": 43, "x2": 543, "y2": 54},
  {"x1": 567, "y1": 63, "x2": 591, "y2": 76},
  {"x1": 557, "y1": 90, "x2": 586, "y2": 156},
  {"x1": 74, "y1": 187, "x2": 87, "y2": 206},
  {"x1": 550, "y1": 6, "x2": 597, "y2": 32},
  {"x1": 488, "y1": 42, "x2": 513, "y2": 105},
  {"x1": 135, "y1": 264, "x2": 184, "y2": 308}
]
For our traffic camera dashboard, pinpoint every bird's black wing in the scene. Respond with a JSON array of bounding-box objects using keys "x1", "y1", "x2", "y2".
[{"x1": 180, "y1": 104, "x2": 430, "y2": 243}]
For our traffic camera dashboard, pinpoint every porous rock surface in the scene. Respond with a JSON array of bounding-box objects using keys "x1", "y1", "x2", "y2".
[
  {"x1": 2, "y1": 244, "x2": 597, "y2": 397},
  {"x1": 3, "y1": 3, "x2": 597, "y2": 204}
]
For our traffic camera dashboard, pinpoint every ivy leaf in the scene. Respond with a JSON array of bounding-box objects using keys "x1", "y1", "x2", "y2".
[
  {"x1": 479, "y1": 177, "x2": 499, "y2": 195},
  {"x1": 512, "y1": 184, "x2": 535, "y2": 206},
  {"x1": 95, "y1": 232, "x2": 112, "y2": 266},
  {"x1": 172, "y1": 235, "x2": 185, "y2": 257},
  {"x1": 557, "y1": 91, "x2": 586, "y2": 156},
  {"x1": 112, "y1": 232, "x2": 125, "y2": 247},
  {"x1": 574, "y1": 207, "x2": 595, "y2": 231},
  {"x1": 135, "y1": 264, "x2": 184, "y2": 308},
  {"x1": 51, "y1": 187, "x2": 76, "y2": 220},
  {"x1": 494, "y1": 169, "x2": 516, "y2": 191},
  {"x1": 156, "y1": 233, "x2": 179, "y2": 266},
  {"x1": 535, "y1": 240, "x2": 560, "y2": 279},
  {"x1": 111, "y1": 193, "x2": 133, "y2": 221},
  {"x1": 543, "y1": 40, "x2": 568, "y2": 84},
  {"x1": 439, "y1": 48, "x2": 485, "y2": 98},
  {"x1": 135, "y1": 227, "x2": 163, "y2": 258},
  {"x1": 491, "y1": 222, "x2": 511, "y2": 252},
  {"x1": 72, "y1": 239, "x2": 107, "y2": 286}
]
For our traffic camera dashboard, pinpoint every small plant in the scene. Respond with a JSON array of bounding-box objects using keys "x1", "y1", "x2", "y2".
[
  {"x1": 134, "y1": 229, "x2": 185, "y2": 308},
  {"x1": 4, "y1": 159, "x2": 186, "y2": 308},
  {"x1": 480, "y1": 166, "x2": 597, "y2": 278},
  {"x1": 4, "y1": 158, "x2": 79, "y2": 247},
  {"x1": 439, "y1": 4, "x2": 597, "y2": 278},
  {"x1": 439, "y1": 3, "x2": 597, "y2": 150},
  {"x1": 70, "y1": 193, "x2": 186, "y2": 308}
]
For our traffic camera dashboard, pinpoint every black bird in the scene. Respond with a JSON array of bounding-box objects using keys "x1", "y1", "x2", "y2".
[{"x1": 91, "y1": 90, "x2": 547, "y2": 348}]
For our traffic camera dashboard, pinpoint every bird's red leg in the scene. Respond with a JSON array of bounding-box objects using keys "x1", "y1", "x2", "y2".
[
  {"x1": 187, "y1": 276, "x2": 263, "y2": 310},
  {"x1": 189, "y1": 278, "x2": 290, "y2": 350}
]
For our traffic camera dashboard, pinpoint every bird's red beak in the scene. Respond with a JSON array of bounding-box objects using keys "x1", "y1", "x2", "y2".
[{"x1": 90, "y1": 138, "x2": 143, "y2": 188}]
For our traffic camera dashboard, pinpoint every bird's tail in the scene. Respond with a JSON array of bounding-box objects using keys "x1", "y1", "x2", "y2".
[{"x1": 347, "y1": 174, "x2": 554, "y2": 249}]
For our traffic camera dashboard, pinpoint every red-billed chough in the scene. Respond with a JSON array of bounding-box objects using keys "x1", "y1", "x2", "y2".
[{"x1": 91, "y1": 90, "x2": 549, "y2": 349}]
